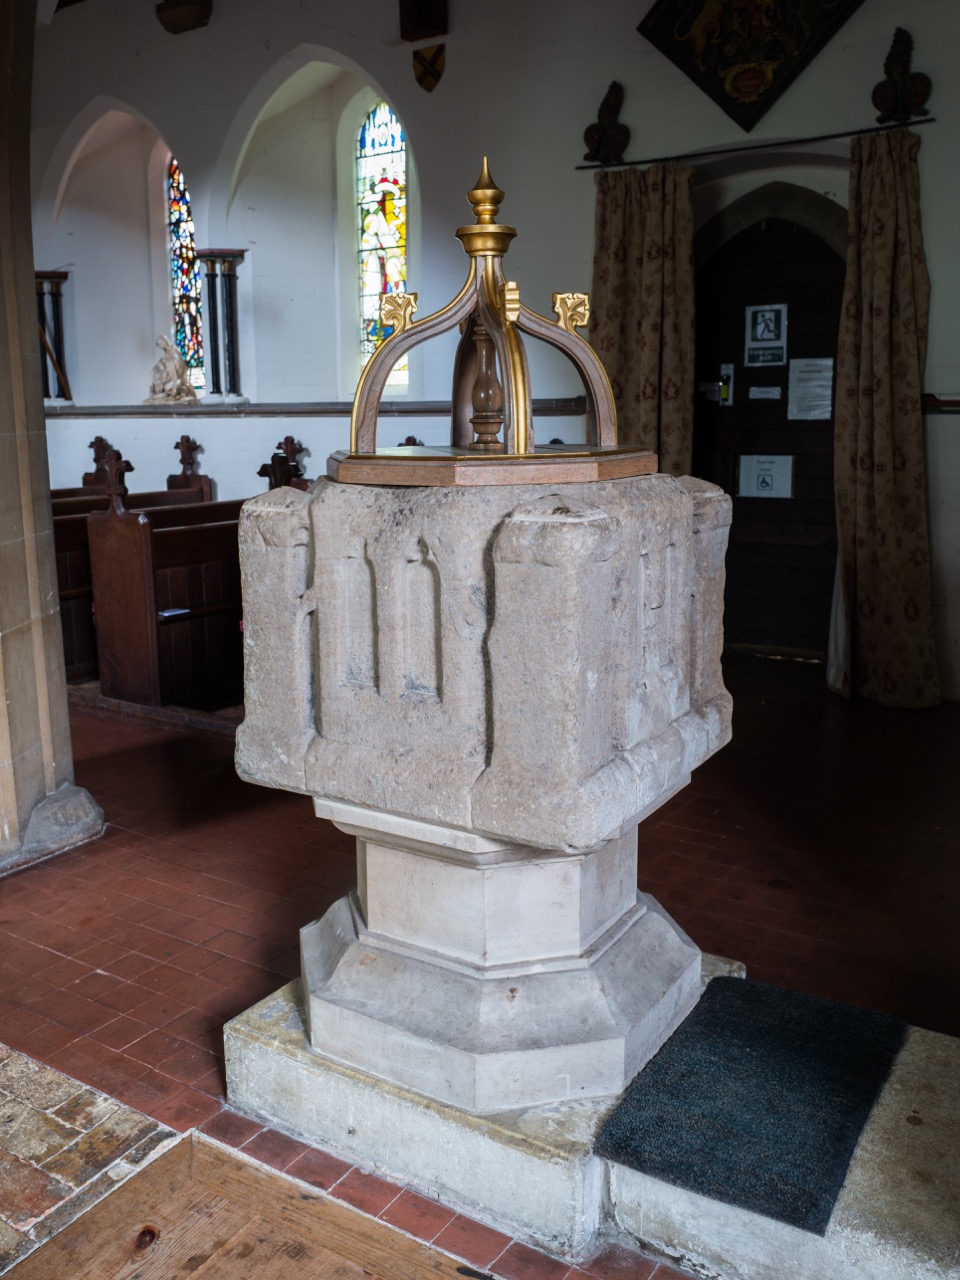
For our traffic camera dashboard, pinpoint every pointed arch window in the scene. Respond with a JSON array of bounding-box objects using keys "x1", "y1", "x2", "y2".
[
  {"x1": 168, "y1": 157, "x2": 204, "y2": 390},
  {"x1": 356, "y1": 102, "x2": 407, "y2": 387}
]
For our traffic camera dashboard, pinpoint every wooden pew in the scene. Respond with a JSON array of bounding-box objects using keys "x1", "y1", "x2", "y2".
[
  {"x1": 56, "y1": 513, "x2": 100, "y2": 681},
  {"x1": 257, "y1": 436, "x2": 313, "y2": 491},
  {"x1": 55, "y1": 494, "x2": 204, "y2": 683},
  {"x1": 53, "y1": 440, "x2": 217, "y2": 682},
  {"x1": 168, "y1": 433, "x2": 214, "y2": 501},
  {"x1": 54, "y1": 488, "x2": 206, "y2": 683},
  {"x1": 87, "y1": 495, "x2": 246, "y2": 709},
  {"x1": 52, "y1": 435, "x2": 123, "y2": 499}
]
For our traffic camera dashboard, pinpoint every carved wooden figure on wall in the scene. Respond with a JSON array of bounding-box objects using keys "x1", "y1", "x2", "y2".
[
  {"x1": 872, "y1": 28, "x2": 931, "y2": 124},
  {"x1": 583, "y1": 82, "x2": 630, "y2": 165}
]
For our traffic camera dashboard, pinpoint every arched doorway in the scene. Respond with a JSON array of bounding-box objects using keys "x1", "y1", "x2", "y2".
[{"x1": 692, "y1": 187, "x2": 847, "y2": 659}]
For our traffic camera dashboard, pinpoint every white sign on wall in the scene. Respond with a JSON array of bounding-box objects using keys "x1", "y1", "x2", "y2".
[
  {"x1": 744, "y1": 304, "x2": 788, "y2": 367},
  {"x1": 738, "y1": 454, "x2": 794, "y2": 499}
]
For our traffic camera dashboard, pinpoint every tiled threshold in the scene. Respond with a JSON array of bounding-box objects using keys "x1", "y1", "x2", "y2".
[
  {"x1": 0, "y1": 1047, "x2": 176, "y2": 1272},
  {"x1": 0, "y1": 1045, "x2": 685, "y2": 1280}
]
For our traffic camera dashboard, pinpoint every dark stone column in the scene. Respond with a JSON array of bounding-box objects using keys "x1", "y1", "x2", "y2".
[
  {"x1": 196, "y1": 249, "x2": 246, "y2": 398},
  {"x1": 35, "y1": 270, "x2": 70, "y2": 399},
  {"x1": 35, "y1": 276, "x2": 50, "y2": 398},
  {"x1": 221, "y1": 255, "x2": 243, "y2": 396},
  {"x1": 200, "y1": 254, "x2": 222, "y2": 396}
]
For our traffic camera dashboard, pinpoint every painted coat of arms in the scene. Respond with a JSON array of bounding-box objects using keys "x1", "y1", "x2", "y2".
[{"x1": 638, "y1": 0, "x2": 868, "y2": 131}]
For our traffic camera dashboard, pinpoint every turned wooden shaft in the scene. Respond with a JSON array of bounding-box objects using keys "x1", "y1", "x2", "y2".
[{"x1": 468, "y1": 321, "x2": 505, "y2": 453}]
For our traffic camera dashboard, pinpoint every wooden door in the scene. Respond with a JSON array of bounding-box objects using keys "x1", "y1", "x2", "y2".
[{"x1": 692, "y1": 217, "x2": 845, "y2": 657}]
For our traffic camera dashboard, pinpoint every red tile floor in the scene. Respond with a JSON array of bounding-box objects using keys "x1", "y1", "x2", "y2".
[{"x1": 1, "y1": 654, "x2": 957, "y2": 1277}]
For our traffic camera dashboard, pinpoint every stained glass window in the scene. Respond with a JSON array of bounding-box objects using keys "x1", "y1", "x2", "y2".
[
  {"x1": 356, "y1": 102, "x2": 407, "y2": 387},
  {"x1": 168, "y1": 157, "x2": 204, "y2": 391}
]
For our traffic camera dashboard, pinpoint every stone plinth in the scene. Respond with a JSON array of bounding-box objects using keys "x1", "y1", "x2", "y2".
[
  {"x1": 235, "y1": 472, "x2": 732, "y2": 1112},
  {"x1": 301, "y1": 805, "x2": 699, "y2": 1112}
]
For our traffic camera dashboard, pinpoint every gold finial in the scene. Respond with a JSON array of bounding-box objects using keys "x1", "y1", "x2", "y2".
[
  {"x1": 456, "y1": 158, "x2": 516, "y2": 258},
  {"x1": 467, "y1": 158, "x2": 504, "y2": 225}
]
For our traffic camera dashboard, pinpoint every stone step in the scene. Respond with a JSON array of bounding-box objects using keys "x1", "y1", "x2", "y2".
[{"x1": 224, "y1": 979, "x2": 959, "y2": 1280}]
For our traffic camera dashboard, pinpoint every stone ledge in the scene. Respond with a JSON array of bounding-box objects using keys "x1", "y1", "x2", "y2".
[
  {"x1": 224, "y1": 979, "x2": 607, "y2": 1258},
  {"x1": 225, "y1": 960, "x2": 740, "y2": 1260},
  {"x1": 225, "y1": 981, "x2": 958, "y2": 1280}
]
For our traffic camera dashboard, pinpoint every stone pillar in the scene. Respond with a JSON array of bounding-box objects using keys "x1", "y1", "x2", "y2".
[{"x1": 0, "y1": 0, "x2": 103, "y2": 873}]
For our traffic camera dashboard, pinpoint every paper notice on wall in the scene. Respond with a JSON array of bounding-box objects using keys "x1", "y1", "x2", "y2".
[
  {"x1": 749, "y1": 386, "x2": 782, "y2": 400},
  {"x1": 788, "y1": 358, "x2": 834, "y2": 419}
]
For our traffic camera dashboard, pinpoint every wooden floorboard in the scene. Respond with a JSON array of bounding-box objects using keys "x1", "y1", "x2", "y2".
[
  {"x1": 13, "y1": 1135, "x2": 470, "y2": 1280},
  {"x1": 188, "y1": 1138, "x2": 468, "y2": 1280}
]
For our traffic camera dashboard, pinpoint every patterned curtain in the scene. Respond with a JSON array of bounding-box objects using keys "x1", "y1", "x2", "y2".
[
  {"x1": 833, "y1": 130, "x2": 939, "y2": 707},
  {"x1": 588, "y1": 165, "x2": 695, "y2": 476}
]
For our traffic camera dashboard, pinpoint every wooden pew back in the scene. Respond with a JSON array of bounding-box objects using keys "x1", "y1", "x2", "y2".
[
  {"x1": 88, "y1": 501, "x2": 243, "y2": 709},
  {"x1": 53, "y1": 490, "x2": 212, "y2": 682},
  {"x1": 54, "y1": 514, "x2": 99, "y2": 681},
  {"x1": 52, "y1": 434, "x2": 214, "y2": 502},
  {"x1": 52, "y1": 488, "x2": 205, "y2": 519}
]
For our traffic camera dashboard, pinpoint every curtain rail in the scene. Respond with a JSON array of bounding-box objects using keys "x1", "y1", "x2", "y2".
[{"x1": 575, "y1": 117, "x2": 936, "y2": 172}]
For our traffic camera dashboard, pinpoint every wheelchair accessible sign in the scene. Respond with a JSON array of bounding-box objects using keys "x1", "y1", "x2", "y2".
[{"x1": 745, "y1": 304, "x2": 787, "y2": 367}]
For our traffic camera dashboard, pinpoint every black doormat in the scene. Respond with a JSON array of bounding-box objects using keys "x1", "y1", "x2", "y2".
[{"x1": 595, "y1": 977, "x2": 907, "y2": 1235}]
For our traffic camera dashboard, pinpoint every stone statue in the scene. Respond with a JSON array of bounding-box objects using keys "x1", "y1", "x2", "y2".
[{"x1": 144, "y1": 335, "x2": 198, "y2": 404}]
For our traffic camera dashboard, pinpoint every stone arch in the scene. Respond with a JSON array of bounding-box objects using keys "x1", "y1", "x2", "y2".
[
  {"x1": 207, "y1": 43, "x2": 390, "y2": 239},
  {"x1": 36, "y1": 96, "x2": 167, "y2": 234},
  {"x1": 38, "y1": 101, "x2": 173, "y2": 404},
  {"x1": 694, "y1": 181, "x2": 847, "y2": 270}
]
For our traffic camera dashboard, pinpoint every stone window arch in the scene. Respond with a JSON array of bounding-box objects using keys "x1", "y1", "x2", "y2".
[{"x1": 694, "y1": 180, "x2": 847, "y2": 270}]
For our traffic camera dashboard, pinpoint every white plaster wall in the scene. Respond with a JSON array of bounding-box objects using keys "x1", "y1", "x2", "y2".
[
  {"x1": 29, "y1": 0, "x2": 960, "y2": 693},
  {"x1": 42, "y1": 112, "x2": 170, "y2": 405},
  {"x1": 228, "y1": 74, "x2": 351, "y2": 402}
]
